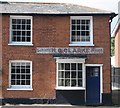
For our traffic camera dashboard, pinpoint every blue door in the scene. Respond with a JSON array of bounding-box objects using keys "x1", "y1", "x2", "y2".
[{"x1": 86, "y1": 66, "x2": 100, "y2": 105}]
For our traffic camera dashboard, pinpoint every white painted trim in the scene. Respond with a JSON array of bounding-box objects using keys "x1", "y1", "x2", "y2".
[
  {"x1": 56, "y1": 87, "x2": 85, "y2": 90},
  {"x1": 69, "y1": 43, "x2": 94, "y2": 46},
  {"x1": 7, "y1": 88, "x2": 33, "y2": 91},
  {"x1": 8, "y1": 43, "x2": 33, "y2": 46},
  {"x1": 9, "y1": 16, "x2": 33, "y2": 45},
  {"x1": 85, "y1": 64, "x2": 103, "y2": 104},
  {"x1": 8, "y1": 60, "x2": 33, "y2": 90},
  {"x1": 56, "y1": 58, "x2": 86, "y2": 90},
  {"x1": 56, "y1": 58, "x2": 85, "y2": 63},
  {"x1": 70, "y1": 16, "x2": 94, "y2": 46}
]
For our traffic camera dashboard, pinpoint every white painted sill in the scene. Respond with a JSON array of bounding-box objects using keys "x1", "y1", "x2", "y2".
[
  {"x1": 69, "y1": 43, "x2": 94, "y2": 46},
  {"x1": 56, "y1": 87, "x2": 85, "y2": 90},
  {"x1": 8, "y1": 43, "x2": 33, "y2": 46},
  {"x1": 7, "y1": 88, "x2": 33, "y2": 91}
]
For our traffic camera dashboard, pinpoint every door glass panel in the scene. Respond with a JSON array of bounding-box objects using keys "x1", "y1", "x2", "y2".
[
  {"x1": 87, "y1": 67, "x2": 99, "y2": 77},
  {"x1": 93, "y1": 68, "x2": 99, "y2": 77}
]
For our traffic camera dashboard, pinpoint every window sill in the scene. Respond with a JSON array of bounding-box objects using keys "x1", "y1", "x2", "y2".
[
  {"x1": 7, "y1": 88, "x2": 33, "y2": 91},
  {"x1": 8, "y1": 43, "x2": 33, "y2": 46},
  {"x1": 69, "y1": 43, "x2": 94, "y2": 46},
  {"x1": 56, "y1": 87, "x2": 85, "y2": 90}
]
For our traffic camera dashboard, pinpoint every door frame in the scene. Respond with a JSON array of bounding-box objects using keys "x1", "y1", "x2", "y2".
[{"x1": 85, "y1": 64, "x2": 103, "y2": 104}]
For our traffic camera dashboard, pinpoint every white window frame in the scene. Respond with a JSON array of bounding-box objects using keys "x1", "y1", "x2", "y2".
[
  {"x1": 9, "y1": 16, "x2": 33, "y2": 46},
  {"x1": 69, "y1": 16, "x2": 94, "y2": 46},
  {"x1": 7, "y1": 60, "x2": 33, "y2": 90},
  {"x1": 56, "y1": 58, "x2": 85, "y2": 90}
]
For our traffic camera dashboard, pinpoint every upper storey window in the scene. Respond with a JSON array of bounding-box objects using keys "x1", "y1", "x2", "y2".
[
  {"x1": 9, "y1": 16, "x2": 32, "y2": 46},
  {"x1": 70, "y1": 16, "x2": 94, "y2": 46}
]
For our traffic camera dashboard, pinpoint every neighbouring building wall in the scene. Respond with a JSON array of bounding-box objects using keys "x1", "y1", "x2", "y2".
[
  {"x1": 112, "y1": 1, "x2": 120, "y2": 105},
  {"x1": 115, "y1": 1, "x2": 120, "y2": 67}
]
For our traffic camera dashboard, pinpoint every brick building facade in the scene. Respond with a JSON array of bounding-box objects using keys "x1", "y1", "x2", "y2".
[{"x1": 0, "y1": 2, "x2": 116, "y2": 105}]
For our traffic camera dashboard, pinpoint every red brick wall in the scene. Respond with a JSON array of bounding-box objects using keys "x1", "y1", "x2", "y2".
[
  {"x1": 0, "y1": 15, "x2": 2, "y2": 98},
  {"x1": 2, "y1": 15, "x2": 110, "y2": 98}
]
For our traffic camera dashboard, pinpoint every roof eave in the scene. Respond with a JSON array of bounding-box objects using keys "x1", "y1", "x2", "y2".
[{"x1": 1, "y1": 12, "x2": 115, "y2": 16}]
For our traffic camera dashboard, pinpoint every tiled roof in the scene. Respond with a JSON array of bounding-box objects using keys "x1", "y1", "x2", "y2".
[{"x1": 0, "y1": 2, "x2": 113, "y2": 14}]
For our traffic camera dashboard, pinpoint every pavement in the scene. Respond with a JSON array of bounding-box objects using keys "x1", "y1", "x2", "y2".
[{"x1": 1, "y1": 104, "x2": 120, "y2": 108}]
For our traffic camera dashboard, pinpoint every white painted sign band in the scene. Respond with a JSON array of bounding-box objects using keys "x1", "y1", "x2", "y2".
[{"x1": 36, "y1": 47, "x2": 103, "y2": 54}]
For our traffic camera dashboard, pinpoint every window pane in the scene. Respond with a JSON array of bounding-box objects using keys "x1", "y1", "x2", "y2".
[
  {"x1": 26, "y1": 69, "x2": 30, "y2": 73},
  {"x1": 12, "y1": 19, "x2": 16, "y2": 24},
  {"x1": 71, "y1": 63, "x2": 76, "y2": 70},
  {"x1": 78, "y1": 64, "x2": 82, "y2": 70},
  {"x1": 81, "y1": 20, "x2": 85, "y2": 24},
  {"x1": 86, "y1": 31, "x2": 90, "y2": 36},
  {"x1": 11, "y1": 69, "x2": 15, "y2": 73},
  {"x1": 81, "y1": 31, "x2": 85, "y2": 36},
  {"x1": 22, "y1": 25, "x2": 25, "y2": 30},
  {"x1": 65, "y1": 63, "x2": 70, "y2": 70},
  {"x1": 77, "y1": 31, "x2": 80, "y2": 36},
  {"x1": 21, "y1": 80, "x2": 25, "y2": 85},
  {"x1": 17, "y1": 80, "x2": 20, "y2": 85},
  {"x1": 26, "y1": 75, "x2": 30, "y2": 79},
  {"x1": 21, "y1": 69, "x2": 25, "y2": 73},
  {"x1": 11, "y1": 74, "x2": 15, "y2": 79},
  {"x1": 11, "y1": 80, "x2": 15, "y2": 85},
  {"x1": 65, "y1": 71, "x2": 70, "y2": 78},
  {"x1": 78, "y1": 79, "x2": 82, "y2": 87},
  {"x1": 27, "y1": 20, "x2": 31, "y2": 24},
  {"x1": 17, "y1": 25, "x2": 21, "y2": 29},
  {"x1": 86, "y1": 20, "x2": 90, "y2": 24},
  {"x1": 12, "y1": 36, "x2": 16, "y2": 41},
  {"x1": 71, "y1": 71, "x2": 76, "y2": 78},
  {"x1": 71, "y1": 79, "x2": 76, "y2": 86},
  {"x1": 81, "y1": 25, "x2": 85, "y2": 30},
  {"x1": 86, "y1": 25, "x2": 90, "y2": 30},
  {"x1": 22, "y1": 37, "x2": 25, "y2": 42},
  {"x1": 27, "y1": 31, "x2": 30, "y2": 36},
  {"x1": 58, "y1": 63, "x2": 64, "y2": 70},
  {"x1": 27, "y1": 25, "x2": 31, "y2": 30},
  {"x1": 78, "y1": 72, "x2": 82, "y2": 78},
  {"x1": 77, "y1": 25, "x2": 80, "y2": 30},
  {"x1": 72, "y1": 20, "x2": 76, "y2": 24},
  {"x1": 26, "y1": 64, "x2": 30, "y2": 68},
  {"x1": 17, "y1": 19, "x2": 21, "y2": 24},
  {"x1": 26, "y1": 37, "x2": 30, "y2": 42},
  {"x1": 65, "y1": 79, "x2": 70, "y2": 86},
  {"x1": 72, "y1": 25, "x2": 76, "y2": 30},
  {"x1": 17, "y1": 31, "x2": 21, "y2": 36},
  {"x1": 17, "y1": 75, "x2": 20, "y2": 79},
  {"x1": 86, "y1": 36, "x2": 90, "y2": 41},
  {"x1": 16, "y1": 68, "x2": 20, "y2": 73},
  {"x1": 77, "y1": 20, "x2": 80, "y2": 24},
  {"x1": 12, "y1": 25, "x2": 16, "y2": 29},
  {"x1": 26, "y1": 80, "x2": 30, "y2": 85},
  {"x1": 58, "y1": 71, "x2": 64, "y2": 78},
  {"x1": 72, "y1": 36, "x2": 75, "y2": 41},
  {"x1": 21, "y1": 75, "x2": 25, "y2": 79},
  {"x1": 76, "y1": 36, "x2": 80, "y2": 41},
  {"x1": 72, "y1": 31, "x2": 75, "y2": 36},
  {"x1": 58, "y1": 79, "x2": 64, "y2": 86},
  {"x1": 13, "y1": 31, "x2": 17, "y2": 35},
  {"x1": 22, "y1": 19, "x2": 26, "y2": 24}
]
